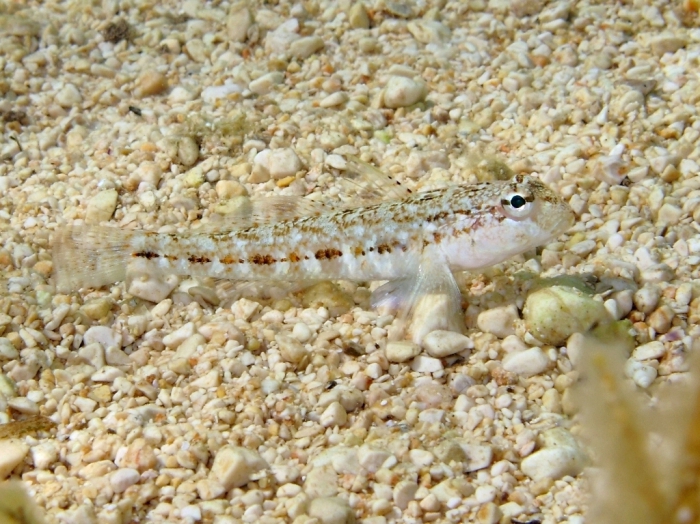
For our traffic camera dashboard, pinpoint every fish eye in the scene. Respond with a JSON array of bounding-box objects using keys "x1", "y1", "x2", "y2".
[
  {"x1": 510, "y1": 195, "x2": 527, "y2": 208},
  {"x1": 501, "y1": 192, "x2": 535, "y2": 219}
]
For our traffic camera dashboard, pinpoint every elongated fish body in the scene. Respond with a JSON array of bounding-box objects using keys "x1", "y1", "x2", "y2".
[{"x1": 53, "y1": 175, "x2": 573, "y2": 292}]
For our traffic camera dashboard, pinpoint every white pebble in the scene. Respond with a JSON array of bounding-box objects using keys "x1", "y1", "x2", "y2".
[
  {"x1": 180, "y1": 505, "x2": 202, "y2": 521},
  {"x1": 0, "y1": 338, "x2": 19, "y2": 360},
  {"x1": 520, "y1": 446, "x2": 585, "y2": 482},
  {"x1": 477, "y1": 305, "x2": 519, "y2": 338},
  {"x1": 267, "y1": 148, "x2": 302, "y2": 179},
  {"x1": 408, "y1": 449, "x2": 434, "y2": 467},
  {"x1": 83, "y1": 326, "x2": 120, "y2": 348},
  {"x1": 169, "y1": 86, "x2": 197, "y2": 103},
  {"x1": 632, "y1": 341, "x2": 665, "y2": 361},
  {"x1": 55, "y1": 83, "x2": 82, "y2": 107},
  {"x1": 475, "y1": 485, "x2": 497, "y2": 503},
  {"x1": 393, "y1": 480, "x2": 419, "y2": 509},
  {"x1": 292, "y1": 322, "x2": 312, "y2": 343},
  {"x1": 110, "y1": 468, "x2": 140, "y2": 493},
  {"x1": 320, "y1": 401, "x2": 347, "y2": 428},
  {"x1": 624, "y1": 359, "x2": 658, "y2": 388},
  {"x1": 249, "y1": 72, "x2": 284, "y2": 95},
  {"x1": 410, "y1": 355, "x2": 443, "y2": 373},
  {"x1": 422, "y1": 330, "x2": 473, "y2": 358},
  {"x1": 461, "y1": 443, "x2": 493, "y2": 472},
  {"x1": 358, "y1": 446, "x2": 392, "y2": 473},
  {"x1": 210, "y1": 446, "x2": 268, "y2": 490},
  {"x1": 31, "y1": 442, "x2": 58, "y2": 470},
  {"x1": 7, "y1": 396, "x2": 38, "y2": 415},
  {"x1": 163, "y1": 322, "x2": 197, "y2": 349},
  {"x1": 325, "y1": 154, "x2": 346, "y2": 169},
  {"x1": 191, "y1": 369, "x2": 221, "y2": 388},
  {"x1": 383, "y1": 76, "x2": 426, "y2": 108},
  {"x1": 502, "y1": 347, "x2": 549, "y2": 377},
  {"x1": 127, "y1": 264, "x2": 179, "y2": 303},
  {"x1": 634, "y1": 285, "x2": 660, "y2": 314},
  {"x1": 201, "y1": 83, "x2": 243, "y2": 103},
  {"x1": 91, "y1": 366, "x2": 125, "y2": 382},
  {"x1": 231, "y1": 298, "x2": 261, "y2": 321},
  {"x1": 78, "y1": 342, "x2": 105, "y2": 369}
]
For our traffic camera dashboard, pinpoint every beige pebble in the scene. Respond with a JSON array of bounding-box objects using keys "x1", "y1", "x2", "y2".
[
  {"x1": 184, "y1": 38, "x2": 209, "y2": 63},
  {"x1": 320, "y1": 91, "x2": 349, "y2": 108},
  {"x1": 81, "y1": 297, "x2": 113, "y2": 320},
  {"x1": 227, "y1": 5, "x2": 253, "y2": 42},
  {"x1": 476, "y1": 502, "x2": 503, "y2": 524},
  {"x1": 86, "y1": 189, "x2": 118, "y2": 223},
  {"x1": 215, "y1": 179, "x2": 246, "y2": 199},
  {"x1": 307, "y1": 497, "x2": 354, "y2": 524},
  {"x1": 348, "y1": 3, "x2": 370, "y2": 29},
  {"x1": 249, "y1": 71, "x2": 284, "y2": 95},
  {"x1": 303, "y1": 464, "x2": 339, "y2": 498},
  {"x1": 385, "y1": 340, "x2": 420, "y2": 363},
  {"x1": 650, "y1": 33, "x2": 687, "y2": 56},
  {"x1": 33, "y1": 259, "x2": 53, "y2": 278},
  {"x1": 276, "y1": 333, "x2": 308, "y2": 364},
  {"x1": 647, "y1": 305, "x2": 675, "y2": 333},
  {"x1": 524, "y1": 286, "x2": 609, "y2": 346},
  {"x1": 0, "y1": 440, "x2": 30, "y2": 480},
  {"x1": 78, "y1": 342, "x2": 105, "y2": 369},
  {"x1": 177, "y1": 136, "x2": 200, "y2": 167},
  {"x1": 210, "y1": 446, "x2": 268, "y2": 491},
  {"x1": 138, "y1": 70, "x2": 168, "y2": 97},
  {"x1": 407, "y1": 20, "x2": 451, "y2": 44},
  {"x1": 184, "y1": 165, "x2": 205, "y2": 188},
  {"x1": 290, "y1": 36, "x2": 324, "y2": 59},
  {"x1": 477, "y1": 305, "x2": 519, "y2": 338}
]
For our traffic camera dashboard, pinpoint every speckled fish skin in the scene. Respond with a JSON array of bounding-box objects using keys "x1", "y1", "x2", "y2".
[{"x1": 53, "y1": 174, "x2": 574, "y2": 293}]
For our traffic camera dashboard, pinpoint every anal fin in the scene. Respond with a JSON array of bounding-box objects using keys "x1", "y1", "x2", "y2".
[{"x1": 374, "y1": 248, "x2": 465, "y2": 344}]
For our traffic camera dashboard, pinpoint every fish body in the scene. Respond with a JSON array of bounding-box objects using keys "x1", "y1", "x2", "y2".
[
  {"x1": 53, "y1": 172, "x2": 573, "y2": 341},
  {"x1": 55, "y1": 175, "x2": 573, "y2": 288}
]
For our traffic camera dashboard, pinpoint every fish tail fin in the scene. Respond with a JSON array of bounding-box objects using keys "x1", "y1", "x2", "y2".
[{"x1": 53, "y1": 225, "x2": 135, "y2": 292}]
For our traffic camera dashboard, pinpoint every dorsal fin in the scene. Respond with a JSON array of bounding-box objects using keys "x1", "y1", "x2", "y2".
[{"x1": 340, "y1": 155, "x2": 413, "y2": 205}]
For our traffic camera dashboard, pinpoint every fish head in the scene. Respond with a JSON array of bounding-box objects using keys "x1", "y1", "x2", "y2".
[{"x1": 441, "y1": 175, "x2": 575, "y2": 271}]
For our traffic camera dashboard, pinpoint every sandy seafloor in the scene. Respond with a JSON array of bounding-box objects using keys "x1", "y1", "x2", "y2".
[{"x1": 1, "y1": 0, "x2": 700, "y2": 522}]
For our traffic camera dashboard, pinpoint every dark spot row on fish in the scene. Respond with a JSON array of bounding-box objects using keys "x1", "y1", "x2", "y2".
[{"x1": 132, "y1": 240, "x2": 407, "y2": 266}]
